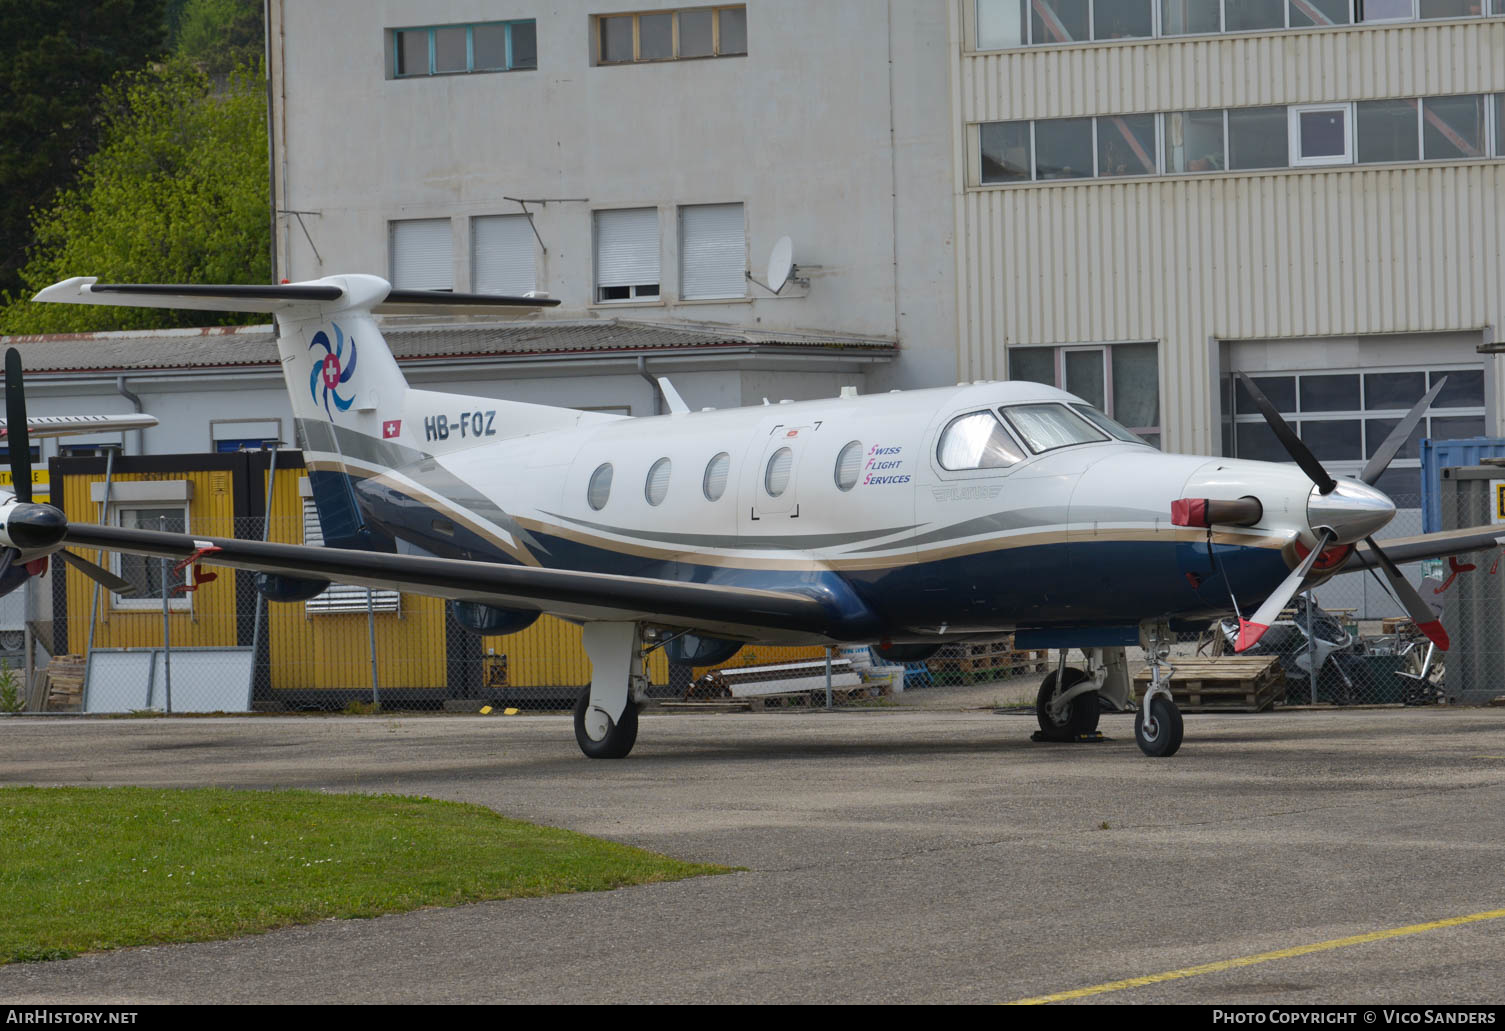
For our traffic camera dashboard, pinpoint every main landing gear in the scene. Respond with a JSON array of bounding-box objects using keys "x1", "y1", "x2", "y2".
[
  {"x1": 573, "y1": 622, "x2": 650, "y2": 760},
  {"x1": 1032, "y1": 625, "x2": 1184, "y2": 757}
]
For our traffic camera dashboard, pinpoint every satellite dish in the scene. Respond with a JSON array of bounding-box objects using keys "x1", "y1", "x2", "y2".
[{"x1": 766, "y1": 236, "x2": 794, "y2": 294}]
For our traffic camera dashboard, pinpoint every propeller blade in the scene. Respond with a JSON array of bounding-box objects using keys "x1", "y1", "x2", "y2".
[
  {"x1": 1236, "y1": 373, "x2": 1337, "y2": 495},
  {"x1": 4, "y1": 348, "x2": 32, "y2": 504},
  {"x1": 1364, "y1": 535, "x2": 1449, "y2": 650},
  {"x1": 57, "y1": 549, "x2": 139, "y2": 597},
  {"x1": 0, "y1": 548, "x2": 15, "y2": 582},
  {"x1": 1359, "y1": 377, "x2": 1446, "y2": 487},
  {"x1": 1234, "y1": 529, "x2": 1334, "y2": 652}
]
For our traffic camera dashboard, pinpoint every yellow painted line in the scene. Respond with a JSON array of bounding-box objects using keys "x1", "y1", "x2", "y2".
[{"x1": 1006, "y1": 907, "x2": 1505, "y2": 1005}]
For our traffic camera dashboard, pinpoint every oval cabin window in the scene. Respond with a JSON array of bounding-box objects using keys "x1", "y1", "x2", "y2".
[
  {"x1": 834, "y1": 441, "x2": 863, "y2": 491},
  {"x1": 765, "y1": 448, "x2": 793, "y2": 497},
  {"x1": 703, "y1": 453, "x2": 730, "y2": 501},
  {"x1": 587, "y1": 463, "x2": 614, "y2": 510},
  {"x1": 645, "y1": 458, "x2": 671, "y2": 506}
]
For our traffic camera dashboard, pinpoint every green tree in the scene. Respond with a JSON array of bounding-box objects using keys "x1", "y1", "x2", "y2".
[
  {"x1": 0, "y1": 64, "x2": 269, "y2": 334},
  {"x1": 0, "y1": 0, "x2": 168, "y2": 294},
  {"x1": 170, "y1": 0, "x2": 264, "y2": 75}
]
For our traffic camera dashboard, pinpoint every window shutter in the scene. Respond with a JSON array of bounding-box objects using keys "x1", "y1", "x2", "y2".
[
  {"x1": 680, "y1": 203, "x2": 746, "y2": 299},
  {"x1": 389, "y1": 219, "x2": 453, "y2": 291},
  {"x1": 594, "y1": 208, "x2": 660, "y2": 288},
  {"x1": 303, "y1": 497, "x2": 401, "y2": 614},
  {"x1": 472, "y1": 215, "x2": 537, "y2": 296}
]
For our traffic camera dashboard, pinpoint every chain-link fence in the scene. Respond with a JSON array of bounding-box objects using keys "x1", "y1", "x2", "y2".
[{"x1": 15, "y1": 509, "x2": 1488, "y2": 715}]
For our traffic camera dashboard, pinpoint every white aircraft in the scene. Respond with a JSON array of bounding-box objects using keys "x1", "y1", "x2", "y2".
[{"x1": 3, "y1": 274, "x2": 1498, "y2": 759}]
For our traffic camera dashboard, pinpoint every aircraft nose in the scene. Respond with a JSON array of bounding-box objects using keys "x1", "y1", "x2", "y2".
[
  {"x1": 4, "y1": 502, "x2": 67, "y2": 551},
  {"x1": 1307, "y1": 479, "x2": 1395, "y2": 543}
]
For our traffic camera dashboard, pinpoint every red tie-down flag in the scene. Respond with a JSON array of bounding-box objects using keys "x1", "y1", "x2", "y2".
[{"x1": 382, "y1": 420, "x2": 402, "y2": 439}]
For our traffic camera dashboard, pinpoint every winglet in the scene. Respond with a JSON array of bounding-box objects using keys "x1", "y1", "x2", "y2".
[
  {"x1": 1234, "y1": 619, "x2": 1269, "y2": 653},
  {"x1": 1416, "y1": 621, "x2": 1450, "y2": 651}
]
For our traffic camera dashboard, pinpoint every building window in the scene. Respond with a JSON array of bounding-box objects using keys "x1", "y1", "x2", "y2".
[
  {"x1": 1356, "y1": 98, "x2": 1421, "y2": 163},
  {"x1": 472, "y1": 215, "x2": 537, "y2": 297},
  {"x1": 1227, "y1": 106, "x2": 1289, "y2": 169},
  {"x1": 596, "y1": 6, "x2": 746, "y2": 64},
  {"x1": 679, "y1": 203, "x2": 746, "y2": 300},
  {"x1": 594, "y1": 208, "x2": 660, "y2": 302},
  {"x1": 980, "y1": 91, "x2": 1502, "y2": 187},
  {"x1": 391, "y1": 21, "x2": 537, "y2": 77},
  {"x1": 111, "y1": 505, "x2": 191, "y2": 611},
  {"x1": 1164, "y1": 109, "x2": 1227, "y2": 173},
  {"x1": 1034, "y1": 118, "x2": 1094, "y2": 179},
  {"x1": 389, "y1": 219, "x2": 453, "y2": 291},
  {"x1": 982, "y1": 0, "x2": 1497, "y2": 49},
  {"x1": 1009, "y1": 343, "x2": 1162, "y2": 448},
  {"x1": 980, "y1": 121, "x2": 1031, "y2": 183},
  {"x1": 1291, "y1": 104, "x2": 1354, "y2": 165},
  {"x1": 1097, "y1": 115, "x2": 1159, "y2": 176},
  {"x1": 1422, "y1": 94, "x2": 1486, "y2": 159},
  {"x1": 300, "y1": 497, "x2": 400, "y2": 614}
]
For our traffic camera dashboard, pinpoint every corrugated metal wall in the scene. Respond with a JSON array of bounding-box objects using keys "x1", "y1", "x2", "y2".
[{"x1": 956, "y1": 13, "x2": 1505, "y2": 453}]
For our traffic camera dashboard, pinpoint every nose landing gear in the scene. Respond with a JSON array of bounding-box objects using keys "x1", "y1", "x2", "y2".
[{"x1": 1135, "y1": 623, "x2": 1184, "y2": 757}]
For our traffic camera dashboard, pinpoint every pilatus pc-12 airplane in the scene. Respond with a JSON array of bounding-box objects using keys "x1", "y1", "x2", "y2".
[{"x1": 0, "y1": 274, "x2": 1496, "y2": 759}]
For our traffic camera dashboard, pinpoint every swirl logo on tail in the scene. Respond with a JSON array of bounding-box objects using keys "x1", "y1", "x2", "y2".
[{"x1": 308, "y1": 324, "x2": 358, "y2": 418}]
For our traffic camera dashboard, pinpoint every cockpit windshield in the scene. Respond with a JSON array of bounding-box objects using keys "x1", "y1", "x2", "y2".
[
  {"x1": 1070, "y1": 404, "x2": 1152, "y2": 446},
  {"x1": 999, "y1": 403, "x2": 1110, "y2": 454}
]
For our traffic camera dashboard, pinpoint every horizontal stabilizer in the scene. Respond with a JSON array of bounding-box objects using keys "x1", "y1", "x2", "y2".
[
  {"x1": 33, "y1": 276, "x2": 560, "y2": 317},
  {"x1": 1, "y1": 415, "x2": 158, "y2": 439}
]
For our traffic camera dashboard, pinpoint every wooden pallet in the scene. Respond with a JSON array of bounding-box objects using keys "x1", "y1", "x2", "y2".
[
  {"x1": 1131, "y1": 656, "x2": 1285, "y2": 712},
  {"x1": 38, "y1": 655, "x2": 87, "y2": 713}
]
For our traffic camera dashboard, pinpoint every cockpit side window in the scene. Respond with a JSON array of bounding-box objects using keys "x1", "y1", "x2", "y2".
[
  {"x1": 1000, "y1": 403, "x2": 1110, "y2": 454},
  {"x1": 1071, "y1": 403, "x2": 1151, "y2": 445},
  {"x1": 937, "y1": 411, "x2": 1026, "y2": 471}
]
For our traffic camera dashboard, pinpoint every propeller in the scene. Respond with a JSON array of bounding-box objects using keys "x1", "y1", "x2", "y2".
[
  {"x1": 56, "y1": 549, "x2": 139, "y2": 598},
  {"x1": 1233, "y1": 373, "x2": 1448, "y2": 653},
  {"x1": 0, "y1": 348, "x2": 144, "y2": 597},
  {"x1": 3, "y1": 348, "x2": 31, "y2": 503},
  {"x1": 0, "y1": 348, "x2": 66, "y2": 575}
]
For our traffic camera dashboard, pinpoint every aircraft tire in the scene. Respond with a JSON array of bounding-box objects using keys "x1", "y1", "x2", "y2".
[
  {"x1": 574, "y1": 687, "x2": 640, "y2": 759},
  {"x1": 1134, "y1": 696, "x2": 1183, "y2": 757},
  {"x1": 1035, "y1": 668, "x2": 1099, "y2": 741}
]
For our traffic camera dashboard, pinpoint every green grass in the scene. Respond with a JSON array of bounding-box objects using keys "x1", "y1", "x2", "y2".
[{"x1": 0, "y1": 787, "x2": 729, "y2": 963}]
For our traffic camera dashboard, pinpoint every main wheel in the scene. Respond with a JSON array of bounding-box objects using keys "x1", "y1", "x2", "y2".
[
  {"x1": 573, "y1": 687, "x2": 640, "y2": 759},
  {"x1": 1134, "y1": 696, "x2": 1184, "y2": 757},
  {"x1": 1036, "y1": 668, "x2": 1100, "y2": 741}
]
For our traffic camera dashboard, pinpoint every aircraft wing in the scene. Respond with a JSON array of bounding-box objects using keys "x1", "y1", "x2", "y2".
[
  {"x1": 61, "y1": 522, "x2": 833, "y2": 639},
  {"x1": 1337, "y1": 525, "x2": 1505, "y2": 572}
]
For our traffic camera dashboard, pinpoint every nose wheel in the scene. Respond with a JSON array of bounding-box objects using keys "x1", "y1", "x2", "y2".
[{"x1": 1134, "y1": 695, "x2": 1183, "y2": 757}]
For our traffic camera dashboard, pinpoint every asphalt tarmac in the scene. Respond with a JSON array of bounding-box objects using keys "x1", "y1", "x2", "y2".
[{"x1": 0, "y1": 705, "x2": 1503, "y2": 1005}]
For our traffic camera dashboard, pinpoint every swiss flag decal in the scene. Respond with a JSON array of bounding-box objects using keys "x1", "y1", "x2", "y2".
[{"x1": 382, "y1": 420, "x2": 402, "y2": 439}]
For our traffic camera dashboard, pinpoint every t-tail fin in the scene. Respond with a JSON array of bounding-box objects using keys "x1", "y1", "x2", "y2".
[{"x1": 33, "y1": 273, "x2": 623, "y2": 473}]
